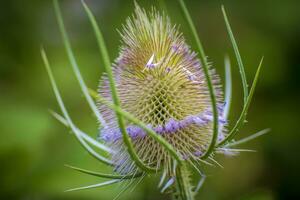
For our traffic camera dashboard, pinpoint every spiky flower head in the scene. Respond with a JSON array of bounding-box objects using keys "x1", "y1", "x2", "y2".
[
  {"x1": 46, "y1": 0, "x2": 264, "y2": 198},
  {"x1": 99, "y1": 5, "x2": 226, "y2": 175}
]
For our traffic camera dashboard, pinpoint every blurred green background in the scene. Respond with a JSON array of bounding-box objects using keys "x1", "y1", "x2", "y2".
[{"x1": 0, "y1": 0, "x2": 299, "y2": 199}]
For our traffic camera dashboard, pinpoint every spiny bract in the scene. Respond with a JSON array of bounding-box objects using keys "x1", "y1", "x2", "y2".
[{"x1": 98, "y1": 5, "x2": 226, "y2": 175}]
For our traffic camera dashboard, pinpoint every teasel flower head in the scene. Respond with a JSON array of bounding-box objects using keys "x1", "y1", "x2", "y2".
[
  {"x1": 99, "y1": 5, "x2": 226, "y2": 175},
  {"x1": 45, "y1": 0, "x2": 265, "y2": 198}
]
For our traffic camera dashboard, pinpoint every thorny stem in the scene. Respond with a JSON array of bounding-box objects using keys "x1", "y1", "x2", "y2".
[{"x1": 173, "y1": 163, "x2": 194, "y2": 200}]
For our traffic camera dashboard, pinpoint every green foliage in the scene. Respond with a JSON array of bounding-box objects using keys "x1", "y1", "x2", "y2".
[
  {"x1": 221, "y1": 6, "x2": 248, "y2": 104},
  {"x1": 218, "y1": 57, "x2": 264, "y2": 146},
  {"x1": 65, "y1": 164, "x2": 143, "y2": 179},
  {"x1": 41, "y1": 48, "x2": 114, "y2": 166}
]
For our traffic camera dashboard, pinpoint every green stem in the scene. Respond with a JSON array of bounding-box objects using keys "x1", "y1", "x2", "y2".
[{"x1": 174, "y1": 163, "x2": 194, "y2": 200}]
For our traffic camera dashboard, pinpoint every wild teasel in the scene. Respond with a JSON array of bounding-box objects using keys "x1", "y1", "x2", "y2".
[{"x1": 42, "y1": 0, "x2": 268, "y2": 199}]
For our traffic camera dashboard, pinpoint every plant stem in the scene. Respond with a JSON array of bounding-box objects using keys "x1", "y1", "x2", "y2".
[{"x1": 174, "y1": 163, "x2": 194, "y2": 200}]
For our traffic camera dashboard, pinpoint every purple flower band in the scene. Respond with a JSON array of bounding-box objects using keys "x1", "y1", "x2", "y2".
[{"x1": 101, "y1": 108, "x2": 227, "y2": 142}]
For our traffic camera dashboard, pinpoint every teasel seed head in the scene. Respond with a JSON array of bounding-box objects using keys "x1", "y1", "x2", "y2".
[{"x1": 98, "y1": 5, "x2": 226, "y2": 175}]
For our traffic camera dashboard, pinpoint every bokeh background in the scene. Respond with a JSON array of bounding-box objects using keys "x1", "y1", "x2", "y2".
[{"x1": 1, "y1": 0, "x2": 299, "y2": 199}]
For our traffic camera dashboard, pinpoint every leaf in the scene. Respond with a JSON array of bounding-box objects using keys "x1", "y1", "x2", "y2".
[
  {"x1": 158, "y1": 169, "x2": 167, "y2": 188},
  {"x1": 177, "y1": 0, "x2": 219, "y2": 159},
  {"x1": 194, "y1": 175, "x2": 206, "y2": 193},
  {"x1": 223, "y1": 55, "x2": 232, "y2": 120},
  {"x1": 52, "y1": 0, "x2": 106, "y2": 127},
  {"x1": 218, "y1": 57, "x2": 264, "y2": 146},
  {"x1": 50, "y1": 110, "x2": 113, "y2": 153},
  {"x1": 65, "y1": 179, "x2": 120, "y2": 192},
  {"x1": 222, "y1": 5, "x2": 248, "y2": 104},
  {"x1": 218, "y1": 148, "x2": 256, "y2": 153},
  {"x1": 65, "y1": 164, "x2": 142, "y2": 179},
  {"x1": 225, "y1": 128, "x2": 270, "y2": 147},
  {"x1": 41, "y1": 48, "x2": 113, "y2": 166},
  {"x1": 161, "y1": 177, "x2": 175, "y2": 193}
]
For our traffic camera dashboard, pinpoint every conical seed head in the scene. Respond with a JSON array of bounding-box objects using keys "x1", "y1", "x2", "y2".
[{"x1": 98, "y1": 5, "x2": 225, "y2": 174}]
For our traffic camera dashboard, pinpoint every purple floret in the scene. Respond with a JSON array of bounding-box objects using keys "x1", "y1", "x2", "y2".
[{"x1": 100, "y1": 105, "x2": 227, "y2": 142}]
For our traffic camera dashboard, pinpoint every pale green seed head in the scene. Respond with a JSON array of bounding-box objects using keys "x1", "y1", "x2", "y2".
[{"x1": 99, "y1": 5, "x2": 225, "y2": 175}]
